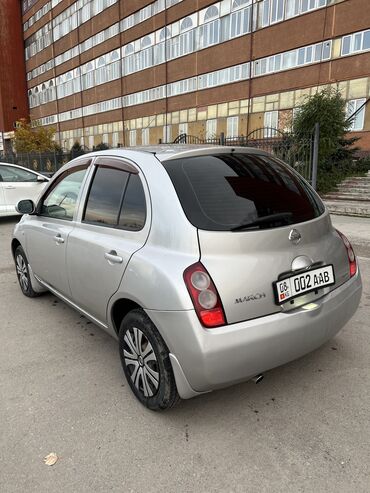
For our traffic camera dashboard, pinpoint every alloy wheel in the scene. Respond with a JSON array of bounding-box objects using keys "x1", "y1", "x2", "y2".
[
  {"x1": 123, "y1": 326, "x2": 160, "y2": 397},
  {"x1": 16, "y1": 254, "x2": 29, "y2": 291}
]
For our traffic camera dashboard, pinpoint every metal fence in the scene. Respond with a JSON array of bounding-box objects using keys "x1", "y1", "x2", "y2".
[
  {"x1": 0, "y1": 149, "x2": 88, "y2": 176},
  {"x1": 1, "y1": 126, "x2": 319, "y2": 187},
  {"x1": 173, "y1": 126, "x2": 318, "y2": 186}
]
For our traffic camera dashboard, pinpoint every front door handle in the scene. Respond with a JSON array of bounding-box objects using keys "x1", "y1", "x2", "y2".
[
  {"x1": 104, "y1": 250, "x2": 123, "y2": 264},
  {"x1": 4, "y1": 185, "x2": 16, "y2": 189},
  {"x1": 53, "y1": 234, "x2": 65, "y2": 244}
]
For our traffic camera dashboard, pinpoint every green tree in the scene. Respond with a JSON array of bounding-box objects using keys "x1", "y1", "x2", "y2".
[
  {"x1": 292, "y1": 88, "x2": 364, "y2": 193},
  {"x1": 14, "y1": 119, "x2": 56, "y2": 153},
  {"x1": 293, "y1": 88, "x2": 353, "y2": 163}
]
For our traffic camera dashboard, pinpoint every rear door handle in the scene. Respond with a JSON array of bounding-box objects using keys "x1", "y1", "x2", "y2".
[
  {"x1": 104, "y1": 250, "x2": 123, "y2": 264},
  {"x1": 4, "y1": 185, "x2": 16, "y2": 189},
  {"x1": 53, "y1": 234, "x2": 65, "y2": 244}
]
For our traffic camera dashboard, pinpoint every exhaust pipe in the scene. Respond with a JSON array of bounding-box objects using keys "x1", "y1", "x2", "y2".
[{"x1": 251, "y1": 374, "x2": 264, "y2": 384}]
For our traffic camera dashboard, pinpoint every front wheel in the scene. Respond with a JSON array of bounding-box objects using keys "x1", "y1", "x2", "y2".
[
  {"x1": 14, "y1": 246, "x2": 39, "y2": 298},
  {"x1": 118, "y1": 309, "x2": 179, "y2": 411}
]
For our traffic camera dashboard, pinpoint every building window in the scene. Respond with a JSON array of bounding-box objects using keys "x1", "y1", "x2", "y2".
[
  {"x1": 271, "y1": 0, "x2": 285, "y2": 24},
  {"x1": 342, "y1": 29, "x2": 370, "y2": 56},
  {"x1": 346, "y1": 99, "x2": 366, "y2": 131},
  {"x1": 206, "y1": 119, "x2": 217, "y2": 138},
  {"x1": 129, "y1": 130, "x2": 137, "y2": 146},
  {"x1": 254, "y1": 41, "x2": 331, "y2": 77},
  {"x1": 160, "y1": 27, "x2": 171, "y2": 41},
  {"x1": 163, "y1": 125, "x2": 172, "y2": 143},
  {"x1": 264, "y1": 111, "x2": 279, "y2": 136},
  {"x1": 178, "y1": 123, "x2": 188, "y2": 135},
  {"x1": 199, "y1": 18, "x2": 220, "y2": 48},
  {"x1": 141, "y1": 36, "x2": 152, "y2": 49},
  {"x1": 180, "y1": 17, "x2": 193, "y2": 32},
  {"x1": 112, "y1": 132, "x2": 119, "y2": 147},
  {"x1": 141, "y1": 128, "x2": 149, "y2": 145},
  {"x1": 204, "y1": 5, "x2": 219, "y2": 22},
  {"x1": 227, "y1": 116, "x2": 239, "y2": 137},
  {"x1": 285, "y1": 0, "x2": 300, "y2": 18},
  {"x1": 232, "y1": 0, "x2": 250, "y2": 10}
]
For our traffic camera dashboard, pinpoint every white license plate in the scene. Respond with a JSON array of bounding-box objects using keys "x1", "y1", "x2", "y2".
[{"x1": 274, "y1": 265, "x2": 335, "y2": 304}]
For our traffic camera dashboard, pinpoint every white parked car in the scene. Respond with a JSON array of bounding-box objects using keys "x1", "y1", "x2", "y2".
[{"x1": 0, "y1": 163, "x2": 49, "y2": 217}]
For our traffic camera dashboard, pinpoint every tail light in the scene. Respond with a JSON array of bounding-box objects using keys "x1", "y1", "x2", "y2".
[
  {"x1": 183, "y1": 262, "x2": 226, "y2": 328},
  {"x1": 336, "y1": 230, "x2": 357, "y2": 277}
]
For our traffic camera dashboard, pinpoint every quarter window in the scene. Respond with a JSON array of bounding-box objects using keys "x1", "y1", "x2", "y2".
[
  {"x1": 118, "y1": 174, "x2": 146, "y2": 231},
  {"x1": 41, "y1": 167, "x2": 87, "y2": 220}
]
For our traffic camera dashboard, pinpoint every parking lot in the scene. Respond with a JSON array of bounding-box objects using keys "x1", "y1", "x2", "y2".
[{"x1": 1, "y1": 215, "x2": 370, "y2": 493}]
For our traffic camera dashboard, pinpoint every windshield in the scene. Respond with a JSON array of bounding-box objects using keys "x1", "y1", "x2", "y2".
[{"x1": 163, "y1": 153, "x2": 324, "y2": 231}]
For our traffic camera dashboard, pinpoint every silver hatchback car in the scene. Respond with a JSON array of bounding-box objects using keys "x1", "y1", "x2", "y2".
[{"x1": 12, "y1": 146, "x2": 362, "y2": 410}]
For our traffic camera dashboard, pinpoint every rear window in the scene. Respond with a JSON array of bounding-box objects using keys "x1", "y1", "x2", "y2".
[{"x1": 163, "y1": 153, "x2": 324, "y2": 231}]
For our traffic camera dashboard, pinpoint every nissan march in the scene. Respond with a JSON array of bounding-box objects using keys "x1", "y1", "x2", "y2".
[{"x1": 12, "y1": 146, "x2": 362, "y2": 410}]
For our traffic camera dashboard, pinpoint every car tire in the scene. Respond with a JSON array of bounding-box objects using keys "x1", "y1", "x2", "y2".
[
  {"x1": 14, "y1": 245, "x2": 40, "y2": 298},
  {"x1": 118, "y1": 309, "x2": 179, "y2": 411}
]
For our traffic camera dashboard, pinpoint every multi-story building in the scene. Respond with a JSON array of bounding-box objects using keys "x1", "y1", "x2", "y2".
[
  {"x1": 15, "y1": 0, "x2": 370, "y2": 150},
  {"x1": 0, "y1": 0, "x2": 29, "y2": 152}
]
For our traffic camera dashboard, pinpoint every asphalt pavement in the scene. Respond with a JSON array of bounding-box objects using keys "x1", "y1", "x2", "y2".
[{"x1": 1, "y1": 215, "x2": 369, "y2": 493}]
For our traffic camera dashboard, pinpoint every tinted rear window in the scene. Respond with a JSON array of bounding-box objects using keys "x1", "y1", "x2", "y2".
[{"x1": 163, "y1": 153, "x2": 324, "y2": 231}]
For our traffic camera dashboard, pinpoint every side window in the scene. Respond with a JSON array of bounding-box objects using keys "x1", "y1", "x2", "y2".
[
  {"x1": 119, "y1": 174, "x2": 146, "y2": 231},
  {"x1": 41, "y1": 167, "x2": 87, "y2": 220},
  {"x1": 83, "y1": 166, "x2": 129, "y2": 226},
  {"x1": 0, "y1": 165, "x2": 38, "y2": 182}
]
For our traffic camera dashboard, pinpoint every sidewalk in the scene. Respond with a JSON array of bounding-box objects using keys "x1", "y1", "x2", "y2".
[{"x1": 331, "y1": 215, "x2": 370, "y2": 258}]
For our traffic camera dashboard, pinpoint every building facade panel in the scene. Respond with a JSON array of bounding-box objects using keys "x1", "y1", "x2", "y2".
[
  {"x1": 332, "y1": 0, "x2": 370, "y2": 37},
  {"x1": 250, "y1": 63, "x2": 331, "y2": 97},
  {"x1": 252, "y1": 8, "x2": 334, "y2": 59},
  {"x1": 330, "y1": 52, "x2": 370, "y2": 82}
]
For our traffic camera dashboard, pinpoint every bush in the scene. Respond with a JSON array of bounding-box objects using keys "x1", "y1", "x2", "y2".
[
  {"x1": 70, "y1": 141, "x2": 85, "y2": 159},
  {"x1": 94, "y1": 142, "x2": 109, "y2": 151}
]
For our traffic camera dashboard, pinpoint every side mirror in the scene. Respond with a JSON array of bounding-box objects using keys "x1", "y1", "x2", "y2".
[
  {"x1": 16, "y1": 199, "x2": 36, "y2": 215},
  {"x1": 37, "y1": 175, "x2": 48, "y2": 182}
]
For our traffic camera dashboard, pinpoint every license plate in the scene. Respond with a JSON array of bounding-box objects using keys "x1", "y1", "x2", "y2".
[{"x1": 273, "y1": 265, "x2": 335, "y2": 304}]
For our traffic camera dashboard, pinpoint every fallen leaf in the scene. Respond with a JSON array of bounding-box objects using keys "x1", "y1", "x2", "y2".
[{"x1": 44, "y1": 453, "x2": 58, "y2": 466}]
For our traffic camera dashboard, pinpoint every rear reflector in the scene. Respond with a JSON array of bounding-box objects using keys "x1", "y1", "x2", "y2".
[
  {"x1": 184, "y1": 262, "x2": 226, "y2": 328},
  {"x1": 336, "y1": 229, "x2": 357, "y2": 278}
]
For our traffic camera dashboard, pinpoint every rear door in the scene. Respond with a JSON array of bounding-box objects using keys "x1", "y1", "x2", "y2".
[
  {"x1": 163, "y1": 152, "x2": 350, "y2": 324},
  {"x1": 0, "y1": 164, "x2": 46, "y2": 213},
  {"x1": 67, "y1": 156, "x2": 149, "y2": 324}
]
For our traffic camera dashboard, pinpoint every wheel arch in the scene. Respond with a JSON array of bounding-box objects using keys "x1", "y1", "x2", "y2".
[
  {"x1": 110, "y1": 298, "x2": 142, "y2": 335},
  {"x1": 11, "y1": 238, "x2": 21, "y2": 258}
]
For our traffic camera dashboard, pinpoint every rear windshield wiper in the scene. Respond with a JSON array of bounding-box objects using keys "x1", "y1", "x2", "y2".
[{"x1": 230, "y1": 212, "x2": 293, "y2": 232}]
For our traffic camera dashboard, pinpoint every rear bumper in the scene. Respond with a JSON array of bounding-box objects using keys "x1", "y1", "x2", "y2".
[{"x1": 146, "y1": 272, "x2": 362, "y2": 399}]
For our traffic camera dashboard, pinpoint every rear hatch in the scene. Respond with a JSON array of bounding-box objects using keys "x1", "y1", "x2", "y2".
[{"x1": 163, "y1": 151, "x2": 350, "y2": 324}]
